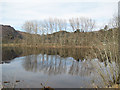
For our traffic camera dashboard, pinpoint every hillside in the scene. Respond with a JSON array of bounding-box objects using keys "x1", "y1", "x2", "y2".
[
  {"x1": 1, "y1": 24, "x2": 118, "y2": 46},
  {"x1": 0, "y1": 25, "x2": 23, "y2": 43}
]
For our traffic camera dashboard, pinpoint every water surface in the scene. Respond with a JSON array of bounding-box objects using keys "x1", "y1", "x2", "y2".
[{"x1": 1, "y1": 47, "x2": 118, "y2": 88}]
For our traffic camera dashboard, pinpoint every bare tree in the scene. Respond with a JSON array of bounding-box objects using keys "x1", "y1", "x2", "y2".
[
  {"x1": 48, "y1": 18, "x2": 55, "y2": 34},
  {"x1": 69, "y1": 18, "x2": 76, "y2": 31},
  {"x1": 22, "y1": 21, "x2": 34, "y2": 45},
  {"x1": 22, "y1": 21, "x2": 34, "y2": 34},
  {"x1": 38, "y1": 21, "x2": 47, "y2": 44},
  {"x1": 32, "y1": 20, "x2": 38, "y2": 34},
  {"x1": 32, "y1": 20, "x2": 38, "y2": 45},
  {"x1": 109, "y1": 15, "x2": 118, "y2": 29},
  {"x1": 54, "y1": 18, "x2": 58, "y2": 32},
  {"x1": 69, "y1": 17, "x2": 95, "y2": 32}
]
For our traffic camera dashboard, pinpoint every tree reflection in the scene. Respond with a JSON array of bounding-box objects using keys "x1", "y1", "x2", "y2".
[
  {"x1": 2, "y1": 47, "x2": 107, "y2": 62},
  {"x1": 2, "y1": 46, "x2": 119, "y2": 87},
  {"x1": 22, "y1": 53, "x2": 96, "y2": 77}
]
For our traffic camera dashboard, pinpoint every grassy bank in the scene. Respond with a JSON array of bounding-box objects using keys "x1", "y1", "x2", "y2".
[{"x1": 2, "y1": 43, "x2": 96, "y2": 49}]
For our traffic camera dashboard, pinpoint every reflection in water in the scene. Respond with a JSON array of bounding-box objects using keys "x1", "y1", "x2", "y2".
[
  {"x1": 2, "y1": 47, "x2": 119, "y2": 88},
  {"x1": 22, "y1": 54, "x2": 96, "y2": 76},
  {"x1": 2, "y1": 47, "x2": 116, "y2": 62},
  {"x1": 2, "y1": 47, "x2": 22, "y2": 63}
]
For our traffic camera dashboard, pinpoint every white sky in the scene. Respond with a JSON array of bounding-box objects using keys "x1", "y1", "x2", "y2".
[
  {"x1": 0, "y1": 0, "x2": 119, "y2": 3},
  {"x1": 0, "y1": 0, "x2": 119, "y2": 31}
]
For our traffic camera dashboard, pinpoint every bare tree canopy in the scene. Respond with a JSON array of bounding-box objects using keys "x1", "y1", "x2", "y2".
[
  {"x1": 22, "y1": 21, "x2": 34, "y2": 34},
  {"x1": 22, "y1": 17, "x2": 96, "y2": 35},
  {"x1": 69, "y1": 17, "x2": 96, "y2": 32},
  {"x1": 109, "y1": 15, "x2": 119, "y2": 29}
]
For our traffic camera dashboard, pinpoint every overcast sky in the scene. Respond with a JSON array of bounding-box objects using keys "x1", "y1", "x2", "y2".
[{"x1": 0, "y1": 0, "x2": 119, "y2": 31}]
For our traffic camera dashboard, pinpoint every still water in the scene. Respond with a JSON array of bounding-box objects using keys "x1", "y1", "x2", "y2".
[{"x1": 1, "y1": 47, "x2": 119, "y2": 88}]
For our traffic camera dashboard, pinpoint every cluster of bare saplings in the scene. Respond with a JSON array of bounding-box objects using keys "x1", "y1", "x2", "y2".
[
  {"x1": 22, "y1": 17, "x2": 96, "y2": 46},
  {"x1": 21, "y1": 16, "x2": 118, "y2": 47},
  {"x1": 22, "y1": 17, "x2": 96, "y2": 35}
]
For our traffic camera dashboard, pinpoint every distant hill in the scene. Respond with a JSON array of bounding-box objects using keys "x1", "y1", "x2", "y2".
[{"x1": 0, "y1": 25, "x2": 23, "y2": 43}]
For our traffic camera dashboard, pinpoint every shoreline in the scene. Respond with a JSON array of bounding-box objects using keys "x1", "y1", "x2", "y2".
[
  {"x1": 2, "y1": 43, "x2": 97, "y2": 49},
  {"x1": 1, "y1": 43, "x2": 116, "y2": 50}
]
